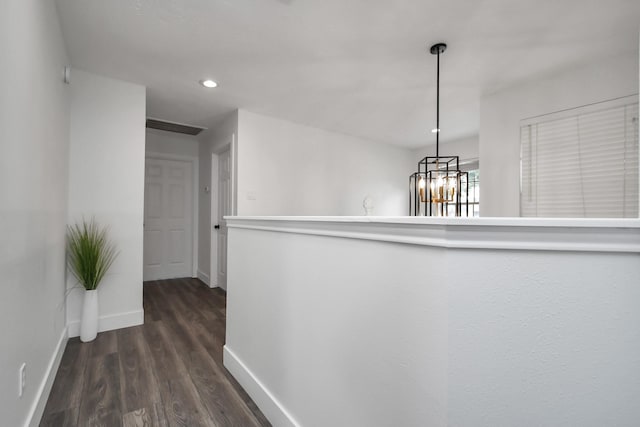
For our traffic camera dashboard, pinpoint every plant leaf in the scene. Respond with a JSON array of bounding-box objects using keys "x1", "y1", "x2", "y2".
[{"x1": 66, "y1": 218, "x2": 119, "y2": 290}]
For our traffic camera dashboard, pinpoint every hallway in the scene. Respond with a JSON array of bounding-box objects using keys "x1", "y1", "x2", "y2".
[{"x1": 40, "y1": 278, "x2": 270, "y2": 426}]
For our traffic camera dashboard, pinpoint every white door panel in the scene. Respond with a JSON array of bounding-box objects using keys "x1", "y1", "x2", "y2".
[{"x1": 143, "y1": 158, "x2": 193, "y2": 281}]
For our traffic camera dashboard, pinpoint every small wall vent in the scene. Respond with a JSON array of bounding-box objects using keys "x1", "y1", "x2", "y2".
[{"x1": 146, "y1": 118, "x2": 206, "y2": 135}]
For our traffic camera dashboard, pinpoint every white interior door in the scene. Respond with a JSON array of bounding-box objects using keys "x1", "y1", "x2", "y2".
[
  {"x1": 215, "y1": 148, "x2": 232, "y2": 289},
  {"x1": 143, "y1": 158, "x2": 193, "y2": 281}
]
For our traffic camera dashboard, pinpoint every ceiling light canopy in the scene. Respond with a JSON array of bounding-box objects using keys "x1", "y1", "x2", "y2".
[{"x1": 200, "y1": 79, "x2": 218, "y2": 88}]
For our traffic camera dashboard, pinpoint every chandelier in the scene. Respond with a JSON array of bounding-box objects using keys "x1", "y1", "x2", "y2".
[{"x1": 409, "y1": 43, "x2": 469, "y2": 216}]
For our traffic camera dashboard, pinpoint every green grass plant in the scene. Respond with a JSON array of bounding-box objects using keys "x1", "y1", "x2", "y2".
[{"x1": 67, "y1": 218, "x2": 118, "y2": 290}]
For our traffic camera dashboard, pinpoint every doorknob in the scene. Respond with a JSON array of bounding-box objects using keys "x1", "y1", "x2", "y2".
[{"x1": 214, "y1": 224, "x2": 220, "y2": 230}]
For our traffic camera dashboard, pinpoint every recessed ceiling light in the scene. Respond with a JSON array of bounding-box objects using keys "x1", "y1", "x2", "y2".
[
  {"x1": 200, "y1": 79, "x2": 218, "y2": 88},
  {"x1": 431, "y1": 128, "x2": 440, "y2": 133}
]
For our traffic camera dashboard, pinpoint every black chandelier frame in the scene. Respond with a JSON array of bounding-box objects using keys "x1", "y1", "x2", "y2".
[{"x1": 409, "y1": 42, "x2": 470, "y2": 217}]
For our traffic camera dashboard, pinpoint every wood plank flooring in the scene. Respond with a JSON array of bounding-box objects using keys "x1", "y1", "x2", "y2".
[{"x1": 40, "y1": 278, "x2": 271, "y2": 427}]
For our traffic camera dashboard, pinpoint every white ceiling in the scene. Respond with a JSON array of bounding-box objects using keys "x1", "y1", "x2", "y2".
[{"x1": 55, "y1": 0, "x2": 639, "y2": 148}]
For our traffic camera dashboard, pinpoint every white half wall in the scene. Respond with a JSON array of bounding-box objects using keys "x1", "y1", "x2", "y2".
[
  {"x1": 66, "y1": 69, "x2": 146, "y2": 336},
  {"x1": 0, "y1": 1, "x2": 70, "y2": 426},
  {"x1": 237, "y1": 110, "x2": 414, "y2": 216},
  {"x1": 225, "y1": 216, "x2": 640, "y2": 427},
  {"x1": 145, "y1": 128, "x2": 200, "y2": 158},
  {"x1": 480, "y1": 52, "x2": 639, "y2": 216}
]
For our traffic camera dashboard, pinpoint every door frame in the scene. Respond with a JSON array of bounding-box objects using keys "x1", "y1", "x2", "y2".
[
  {"x1": 210, "y1": 134, "x2": 238, "y2": 289},
  {"x1": 145, "y1": 152, "x2": 199, "y2": 278}
]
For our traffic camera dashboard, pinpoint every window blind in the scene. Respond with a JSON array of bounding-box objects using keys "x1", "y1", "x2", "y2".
[{"x1": 520, "y1": 96, "x2": 638, "y2": 218}]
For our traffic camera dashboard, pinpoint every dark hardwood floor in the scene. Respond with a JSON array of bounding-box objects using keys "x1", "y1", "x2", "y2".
[{"x1": 40, "y1": 278, "x2": 271, "y2": 427}]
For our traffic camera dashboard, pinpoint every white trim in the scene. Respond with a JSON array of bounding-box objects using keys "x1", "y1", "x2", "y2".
[
  {"x1": 67, "y1": 309, "x2": 144, "y2": 338},
  {"x1": 211, "y1": 151, "x2": 220, "y2": 289},
  {"x1": 230, "y1": 133, "x2": 238, "y2": 216},
  {"x1": 224, "y1": 346, "x2": 300, "y2": 427},
  {"x1": 146, "y1": 152, "x2": 199, "y2": 278},
  {"x1": 197, "y1": 269, "x2": 212, "y2": 286},
  {"x1": 25, "y1": 327, "x2": 68, "y2": 427},
  {"x1": 520, "y1": 94, "x2": 638, "y2": 126},
  {"x1": 225, "y1": 216, "x2": 640, "y2": 253},
  {"x1": 211, "y1": 137, "x2": 237, "y2": 290},
  {"x1": 212, "y1": 134, "x2": 238, "y2": 215}
]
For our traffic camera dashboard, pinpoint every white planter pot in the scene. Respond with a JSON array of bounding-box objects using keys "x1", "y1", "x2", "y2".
[{"x1": 80, "y1": 289, "x2": 98, "y2": 342}]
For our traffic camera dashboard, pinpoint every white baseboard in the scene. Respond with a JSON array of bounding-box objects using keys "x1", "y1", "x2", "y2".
[
  {"x1": 223, "y1": 346, "x2": 299, "y2": 427},
  {"x1": 67, "y1": 309, "x2": 144, "y2": 338},
  {"x1": 25, "y1": 327, "x2": 68, "y2": 427},
  {"x1": 197, "y1": 269, "x2": 210, "y2": 286},
  {"x1": 198, "y1": 270, "x2": 219, "y2": 288}
]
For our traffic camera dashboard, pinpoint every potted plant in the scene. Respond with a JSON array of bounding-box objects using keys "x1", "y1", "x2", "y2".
[{"x1": 66, "y1": 218, "x2": 118, "y2": 342}]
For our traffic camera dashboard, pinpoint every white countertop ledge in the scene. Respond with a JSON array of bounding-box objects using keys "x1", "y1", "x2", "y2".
[
  {"x1": 226, "y1": 216, "x2": 640, "y2": 228},
  {"x1": 225, "y1": 216, "x2": 640, "y2": 253}
]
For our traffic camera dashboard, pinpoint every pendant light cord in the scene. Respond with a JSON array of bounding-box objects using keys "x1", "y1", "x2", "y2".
[{"x1": 436, "y1": 48, "x2": 440, "y2": 158}]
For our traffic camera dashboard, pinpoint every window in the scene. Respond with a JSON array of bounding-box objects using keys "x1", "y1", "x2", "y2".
[
  {"x1": 464, "y1": 168, "x2": 480, "y2": 217},
  {"x1": 520, "y1": 96, "x2": 638, "y2": 218},
  {"x1": 456, "y1": 160, "x2": 479, "y2": 217}
]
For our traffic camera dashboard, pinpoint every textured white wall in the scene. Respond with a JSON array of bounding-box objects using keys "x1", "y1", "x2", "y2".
[
  {"x1": 145, "y1": 128, "x2": 200, "y2": 158},
  {"x1": 448, "y1": 248, "x2": 640, "y2": 426},
  {"x1": 0, "y1": 1, "x2": 70, "y2": 425},
  {"x1": 66, "y1": 69, "x2": 146, "y2": 336},
  {"x1": 480, "y1": 52, "x2": 639, "y2": 217},
  {"x1": 226, "y1": 227, "x2": 448, "y2": 427},
  {"x1": 237, "y1": 110, "x2": 414, "y2": 216},
  {"x1": 225, "y1": 218, "x2": 640, "y2": 427}
]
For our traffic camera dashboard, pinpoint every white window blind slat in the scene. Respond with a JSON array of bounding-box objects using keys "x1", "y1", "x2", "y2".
[{"x1": 520, "y1": 97, "x2": 638, "y2": 218}]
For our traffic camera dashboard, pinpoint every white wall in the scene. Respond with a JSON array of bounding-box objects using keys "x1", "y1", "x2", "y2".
[
  {"x1": 480, "y1": 52, "x2": 639, "y2": 216},
  {"x1": 0, "y1": 1, "x2": 70, "y2": 425},
  {"x1": 145, "y1": 128, "x2": 200, "y2": 158},
  {"x1": 225, "y1": 217, "x2": 640, "y2": 427},
  {"x1": 66, "y1": 69, "x2": 146, "y2": 336},
  {"x1": 198, "y1": 109, "x2": 413, "y2": 284},
  {"x1": 198, "y1": 111, "x2": 238, "y2": 285},
  {"x1": 447, "y1": 247, "x2": 639, "y2": 426},
  {"x1": 237, "y1": 110, "x2": 414, "y2": 216},
  {"x1": 412, "y1": 134, "x2": 479, "y2": 165}
]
